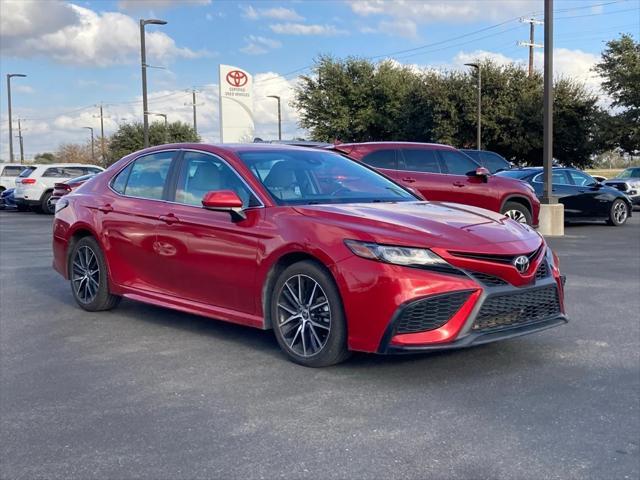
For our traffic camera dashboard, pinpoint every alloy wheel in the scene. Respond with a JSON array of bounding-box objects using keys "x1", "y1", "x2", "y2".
[
  {"x1": 276, "y1": 274, "x2": 331, "y2": 357},
  {"x1": 72, "y1": 245, "x2": 100, "y2": 304},
  {"x1": 504, "y1": 209, "x2": 528, "y2": 224},
  {"x1": 613, "y1": 201, "x2": 628, "y2": 224}
]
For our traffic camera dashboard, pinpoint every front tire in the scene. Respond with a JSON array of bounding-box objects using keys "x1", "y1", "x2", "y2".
[
  {"x1": 501, "y1": 201, "x2": 532, "y2": 225},
  {"x1": 607, "y1": 199, "x2": 628, "y2": 226},
  {"x1": 69, "y1": 236, "x2": 121, "y2": 311},
  {"x1": 271, "y1": 260, "x2": 350, "y2": 367}
]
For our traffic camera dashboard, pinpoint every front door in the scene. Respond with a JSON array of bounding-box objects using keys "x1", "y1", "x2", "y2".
[{"x1": 153, "y1": 150, "x2": 262, "y2": 313}]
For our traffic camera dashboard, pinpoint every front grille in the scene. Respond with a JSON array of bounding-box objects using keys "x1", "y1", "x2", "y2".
[
  {"x1": 535, "y1": 261, "x2": 549, "y2": 280},
  {"x1": 606, "y1": 182, "x2": 628, "y2": 192},
  {"x1": 470, "y1": 271, "x2": 508, "y2": 286},
  {"x1": 472, "y1": 285, "x2": 560, "y2": 332},
  {"x1": 450, "y1": 244, "x2": 543, "y2": 265},
  {"x1": 396, "y1": 291, "x2": 472, "y2": 334}
]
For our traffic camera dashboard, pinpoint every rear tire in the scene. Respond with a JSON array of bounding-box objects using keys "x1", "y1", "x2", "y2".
[
  {"x1": 40, "y1": 191, "x2": 54, "y2": 214},
  {"x1": 501, "y1": 201, "x2": 532, "y2": 225},
  {"x1": 607, "y1": 199, "x2": 628, "y2": 226},
  {"x1": 271, "y1": 260, "x2": 350, "y2": 367},
  {"x1": 69, "y1": 236, "x2": 121, "y2": 311}
]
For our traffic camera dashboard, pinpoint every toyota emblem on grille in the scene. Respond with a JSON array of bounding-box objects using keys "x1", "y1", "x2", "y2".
[{"x1": 513, "y1": 255, "x2": 529, "y2": 273}]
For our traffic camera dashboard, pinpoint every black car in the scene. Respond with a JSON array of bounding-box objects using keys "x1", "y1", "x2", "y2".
[
  {"x1": 461, "y1": 149, "x2": 512, "y2": 173},
  {"x1": 496, "y1": 167, "x2": 632, "y2": 226}
]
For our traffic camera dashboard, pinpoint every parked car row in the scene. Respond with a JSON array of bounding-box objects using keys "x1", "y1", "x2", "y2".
[{"x1": 0, "y1": 163, "x2": 104, "y2": 213}]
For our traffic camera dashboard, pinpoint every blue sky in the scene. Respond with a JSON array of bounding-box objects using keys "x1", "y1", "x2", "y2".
[{"x1": 1, "y1": 0, "x2": 638, "y2": 160}]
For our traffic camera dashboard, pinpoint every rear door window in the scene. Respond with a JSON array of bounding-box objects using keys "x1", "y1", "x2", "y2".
[
  {"x1": 438, "y1": 150, "x2": 479, "y2": 175},
  {"x1": 361, "y1": 149, "x2": 397, "y2": 170},
  {"x1": 400, "y1": 149, "x2": 441, "y2": 173},
  {"x1": 18, "y1": 167, "x2": 36, "y2": 178},
  {"x1": 112, "y1": 151, "x2": 174, "y2": 200},
  {"x1": 1, "y1": 166, "x2": 25, "y2": 176},
  {"x1": 43, "y1": 167, "x2": 85, "y2": 178}
]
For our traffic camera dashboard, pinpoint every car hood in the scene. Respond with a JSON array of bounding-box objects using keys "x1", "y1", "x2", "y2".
[{"x1": 293, "y1": 201, "x2": 542, "y2": 253}]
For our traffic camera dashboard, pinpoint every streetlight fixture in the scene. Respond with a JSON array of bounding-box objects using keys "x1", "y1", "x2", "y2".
[
  {"x1": 6, "y1": 73, "x2": 27, "y2": 163},
  {"x1": 146, "y1": 112, "x2": 168, "y2": 143},
  {"x1": 140, "y1": 18, "x2": 167, "y2": 148},
  {"x1": 267, "y1": 95, "x2": 282, "y2": 141},
  {"x1": 464, "y1": 63, "x2": 481, "y2": 150},
  {"x1": 83, "y1": 127, "x2": 95, "y2": 161}
]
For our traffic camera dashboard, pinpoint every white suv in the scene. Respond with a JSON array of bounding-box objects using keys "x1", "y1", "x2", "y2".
[
  {"x1": 0, "y1": 164, "x2": 30, "y2": 192},
  {"x1": 14, "y1": 163, "x2": 104, "y2": 214}
]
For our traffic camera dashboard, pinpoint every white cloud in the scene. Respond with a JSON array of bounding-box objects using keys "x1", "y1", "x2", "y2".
[
  {"x1": 269, "y1": 23, "x2": 347, "y2": 36},
  {"x1": 240, "y1": 36, "x2": 282, "y2": 55},
  {"x1": 241, "y1": 6, "x2": 304, "y2": 21},
  {"x1": 117, "y1": 0, "x2": 211, "y2": 10},
  {"x1": 0, "y1": 74, "x2": 306, "y2": 161},
  {"x1": 0, "y1": 0, "x2": 78, "y2": 40},
  {"x1": 377, "y1": 19, "x2": 418, "y2": 39},
  {"x1": 13, "y1": 85, "x2": 35, "y2": 95},
  {"x1": 0, "y1": 2, "x2": 211, "y2": 66},
  {"x1": 535, "y1": 48, "x2": 602, "y2": 95},
  {"x1": 452, "y1": 50, "x2": 523, "y2": 68},
  {"x1": 349, "y1": 0, "x2": 539, "y2": 23}
]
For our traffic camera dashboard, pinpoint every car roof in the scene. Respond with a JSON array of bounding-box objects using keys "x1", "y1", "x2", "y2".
[
  {"x1": 336, "y1": 141, "x2": 457, "y2": 149},
  {"x1": 33, "y1": 163, "x2": 104, "y2": 169}
]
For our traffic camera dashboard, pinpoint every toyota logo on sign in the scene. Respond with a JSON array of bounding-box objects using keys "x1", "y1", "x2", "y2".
[{"x1": 226, "y1": 70, "x2": 248, "y2": 87}]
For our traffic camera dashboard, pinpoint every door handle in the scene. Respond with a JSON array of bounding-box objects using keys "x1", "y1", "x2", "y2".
[
  {"x1": 98, "y1": 204, "x2": 113, "y2": 213},
  {"x1": 158, "y1": 213, "x2": 179, "y2": 225},
  {"x1": 453, "y1": 182, "x2": 466, "y2": 187},
  {"x1": 401, "y1": 177, "x2": 416, "y2": 183}
]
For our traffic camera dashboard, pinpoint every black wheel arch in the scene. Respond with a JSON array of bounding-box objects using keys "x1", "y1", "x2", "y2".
[
  {"x1": 500, "y1": 195, "x2": 533, "y2": 215},
  {"x1": 261, "y1": 252, "x2": 336, "y2": 330}
]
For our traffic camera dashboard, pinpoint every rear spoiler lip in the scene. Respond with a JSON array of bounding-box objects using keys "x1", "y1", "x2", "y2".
[{"x1": 324, "y1": 143, "x2": 355, "y2": 155}]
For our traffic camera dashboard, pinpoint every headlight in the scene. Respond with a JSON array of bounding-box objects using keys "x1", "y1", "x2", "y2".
[{"x1": 344, "y1": 240, "x2": 450, "y2": 268}]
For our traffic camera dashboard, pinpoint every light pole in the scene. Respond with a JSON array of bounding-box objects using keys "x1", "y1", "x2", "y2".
[
  {"x1": 6, "y1": 73, "x2": 27, "y2": 163},
  {"x1": 83, "y1": 127, "x2": 95, "y2": 161},
  {"x1": 464, "y1": 63, "x2": 481, "y2": 150},
  {"x1": 140, "y1": 18, "x2": 167, "y2": 148},
  {"x1": 146, "y1": 112, "x2": 168, "y2": 143},
  {"x1": 542, "y1": 0, "x2": 554, "y2": 205},
  {"x1": 267, "y1": 95, "x2": 282, "y2": 141}
]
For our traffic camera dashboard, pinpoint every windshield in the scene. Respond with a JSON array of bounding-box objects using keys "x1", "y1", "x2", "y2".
[
  {"x1": 495, "y1": 169, "x2": 533, "y2": 179},
  {"x1": 617, "y1": 168, "x2": 640, "y2": 179},
  {"x1": 237, "y1": 149, "x2": 417, "y2": 205}
]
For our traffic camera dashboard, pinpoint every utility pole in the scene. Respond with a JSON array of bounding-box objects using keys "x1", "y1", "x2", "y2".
[
  {"x1": 518, "y1": 18, "x2": 544, "y2": 76},
  {"x1": 184, "y1": 89, "x2": 202, "y2": 136},
  {"x1": 16, "y1": 119, "x2": 24, "y2": 164},
  {"x1": 94, "y1": 103, "x2": 106, "y2": 165},
  {"x1": 83, "y1": 127, "x2": 95, "y2": 162},
  {"x1": 464, "y1": 63, "x2": 481, "y2": 150},
  {"x1": 542, "y1": 0, "x2": 554, "y2": 205},
  {"x1": 6, "y1": 73, "x2": 27, "y2": 163},
  {"x1": 267, "y1": 95, "x2": 282, "y2": 141},
  {"x1": 140, "y1": 18, "x2": 167, "y2": 148}
]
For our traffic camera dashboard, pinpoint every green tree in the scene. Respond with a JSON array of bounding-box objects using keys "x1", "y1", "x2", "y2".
[
  {"x1": 594, "y1": 34, "x2": 640, "y2": 154},
  {"x1": 294, "y1": 56, "x2": 605, "y2": 167},
  {"x1": 33, "y1": 152, "x2": 57, "y2": 164},
  {"x1": 107, "y1": 121, "x2": 199, "y2": 165}
]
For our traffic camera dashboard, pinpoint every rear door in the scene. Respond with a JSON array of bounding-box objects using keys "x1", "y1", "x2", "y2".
[
  {"x1": 99, "y1": 151, "x2": 176, "y2": 290},
  {"x1": 565, "y1": 170, "x2": 608, "y2": 217},
  {"x1": 532, "y1": 170, "x2": 578, "y2": 217},
  {"x1": 394, "y1": 148, "x2": 448, "y2": 201}
]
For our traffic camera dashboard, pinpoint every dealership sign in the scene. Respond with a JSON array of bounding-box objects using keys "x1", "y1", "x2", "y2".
[{"x1": 219, "y1": 64, "x2": 254, "y2": 143}]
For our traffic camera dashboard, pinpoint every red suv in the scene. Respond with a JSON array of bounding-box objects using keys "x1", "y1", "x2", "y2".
[
  {"x1": 333, "y1": 142, "x2": 540, "y2": 226},
  {"x1": 53, "y1": 144, "x2": 566, "y2": 366}
]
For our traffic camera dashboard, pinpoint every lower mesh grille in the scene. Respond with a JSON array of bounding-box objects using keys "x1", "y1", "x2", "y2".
[
  {"x1": 473, "y1": 285, "x2": 560, "y2": 332},
  {"x1": 396, "y1": 291, "x2": 471, "y2": 334}
]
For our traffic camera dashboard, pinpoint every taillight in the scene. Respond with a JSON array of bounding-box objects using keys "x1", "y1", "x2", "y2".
[
  {"x1": 55, "y1": 183, "x2": 72, "y2": 191},
  {"x1": 21, "y1": 178, "x2": 36, "y2": 184}
]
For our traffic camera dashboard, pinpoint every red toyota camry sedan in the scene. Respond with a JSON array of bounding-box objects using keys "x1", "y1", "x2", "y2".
[{"x1": 52, "y1": 144, "x2": 567, "y2": 366}]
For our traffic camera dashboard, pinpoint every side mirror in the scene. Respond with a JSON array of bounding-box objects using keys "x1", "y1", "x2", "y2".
[
  {"x1": 469, "y1": 166, "x2": 490, "y2": 182},
  {"x1": 202, "y1": 190, "x2": 246, "y2": 221}
]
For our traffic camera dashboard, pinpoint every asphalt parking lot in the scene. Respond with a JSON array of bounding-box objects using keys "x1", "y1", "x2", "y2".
[{"x1": 1, "y1": 210, "x2": 638, "y2": 480}]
